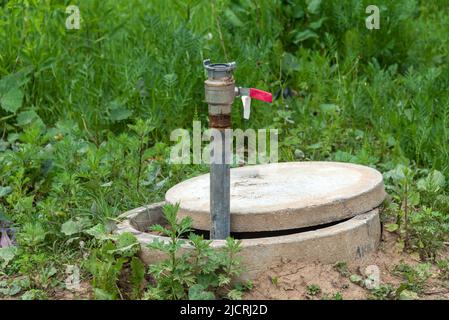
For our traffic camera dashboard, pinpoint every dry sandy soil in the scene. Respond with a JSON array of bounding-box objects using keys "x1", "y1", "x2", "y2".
[{"x1": 245, "y1": 231, "x2": 449, "y2": 300}]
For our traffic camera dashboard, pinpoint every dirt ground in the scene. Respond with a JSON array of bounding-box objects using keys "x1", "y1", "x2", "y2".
[{"x1": 245, "y1": 231, "x2": 449, "y2": 300}]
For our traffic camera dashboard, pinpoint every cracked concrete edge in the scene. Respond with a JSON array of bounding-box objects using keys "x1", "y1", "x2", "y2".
[{"x1": 116, "y1": 204, "x2": 381, "y2": 281}]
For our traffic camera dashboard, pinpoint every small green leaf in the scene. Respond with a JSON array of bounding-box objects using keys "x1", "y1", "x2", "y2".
[
  {"x1": 218, "y1": 274, "x2": 231, "y2": 286},
  {"x1": 349, "y1": 274, "x2": 363, "y2": 285},
  {"x1": 61, "y1": 219, "x2": 84, "y2": 236},
  {"x1": 16, "y1": 110, "x2": 42, "y2": 127},
  {"x1": 100, "y1": 181, "x2": 113, "y2": 187},
  {"x1": 114, "y1": 232, "x2": 140, "y2": 257},
  {"x1": 227, "y1": 289, "x2": 244, "y2": 300},
  {"x1": 398, "y1": 289, "x2": 419, "y2": 300},
  {"x1": 282, "y1": 53, "x2": 301, "y2": 72},
  {"x1": 224, "y1": 9, "x2": 244, "y2": 27},
  {"x1": 292, "y1": 29, "x2": 318, "y2": 43},
  {"x1": 0, "y1": 186, "x2": 12, "y2": 198},
  {"x1": 188, "y1": 284, "x2": 215, "y2": 300},
  {"x1": 320, "y1": 103, "x2": 340, "y2": 113},
  {"x1": 109, "y1": 106, "x2": 133, "y2": 122},
  {"x1": 22, "y1": 222, "x2": 46, "y2": 246},
  {"x1": 93, "y1": 288, "x2": 114, "y2": 300},
  {"x1": 309, "y1": 17, "x2": 326, "y2": 30},
  {"x1": 0, "y1": 247, "x2": 17, "y2": 268},
  {"x1": 385, "y1": 223, "x2": 399, "y2": 232},
  {"x1": 306, "y1": 0, "x2": 322, "y2": 14},
  {"x1": 130, "y1": 257, "x2": 145, "y2": 299},
  {"x1": 428, "y1": 170, "x2": 445, "y2": 189},
  {"x1": 0, "y1": 87, "x2": 23, "y2": 113},
  {"x1": 85, "y1": 223, "x2": 112, "y2": 241},
  {"x1": 21, "y1": 289, "x2": 47, "y2": 300},
  {"x1": 108, "y1": 100, "x2": 132, "y2": 121},
  {"x1": 292, "y1": 5, "x2": 305, "y2": 18}
]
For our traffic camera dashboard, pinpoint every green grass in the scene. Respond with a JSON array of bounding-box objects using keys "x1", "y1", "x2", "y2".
[{"x1": 1, "y1": 0, "x2": 449, "y2": 299}]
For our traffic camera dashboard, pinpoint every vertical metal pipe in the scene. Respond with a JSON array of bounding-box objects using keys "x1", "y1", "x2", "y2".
[
  {"x1": 210, "y1": 130, "x2": 230, "y2": 239},
  {"x1": 203, "y1": 59, "x2": 236, "y2": 239}
]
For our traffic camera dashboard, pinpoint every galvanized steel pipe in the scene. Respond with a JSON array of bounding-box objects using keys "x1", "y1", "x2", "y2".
[{"x1": 203, "y1": 59, "x2": 235, "y2": 239}]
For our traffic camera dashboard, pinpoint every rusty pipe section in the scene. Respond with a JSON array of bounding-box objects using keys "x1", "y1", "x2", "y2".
[{"x1": 203, "y1": 59, "x2": 235, "y2": 239}]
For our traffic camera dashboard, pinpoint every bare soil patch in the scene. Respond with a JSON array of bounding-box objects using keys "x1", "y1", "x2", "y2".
[{"x1": 245, "y1": 231, "x2": 449, "y2": 300}]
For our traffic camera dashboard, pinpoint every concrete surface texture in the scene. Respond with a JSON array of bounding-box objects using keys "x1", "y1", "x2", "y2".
[
  {"x1": 116, "y1": 203, "x2": 381, "y2": 281},
  {"x1": 165, "y1": 162, "x2": 386, "y2": 232}
]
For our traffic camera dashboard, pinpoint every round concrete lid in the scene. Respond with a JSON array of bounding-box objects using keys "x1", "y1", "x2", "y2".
[{"x1": 165, "y1": 162, "x2": 386, "y2": 232}]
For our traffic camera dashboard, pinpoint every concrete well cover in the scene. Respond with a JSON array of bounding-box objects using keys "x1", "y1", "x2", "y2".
[{"x1": 165, "y1": 162, "x2": 386, "y2": 232}]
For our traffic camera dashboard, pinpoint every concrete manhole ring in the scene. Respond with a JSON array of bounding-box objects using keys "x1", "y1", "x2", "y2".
[{"x1": 116, "y1": 202, "x2": 381, "y2": 280}]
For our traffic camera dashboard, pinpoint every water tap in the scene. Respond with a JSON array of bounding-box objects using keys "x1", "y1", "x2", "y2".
[{"x1": 203, "y1": 59, "x2": 272, "y2": 124}]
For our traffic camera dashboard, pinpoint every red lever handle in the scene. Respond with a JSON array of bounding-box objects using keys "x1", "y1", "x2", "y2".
[{"x1": 249, "y1": 88, "x2": 273, "y2": 103}]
